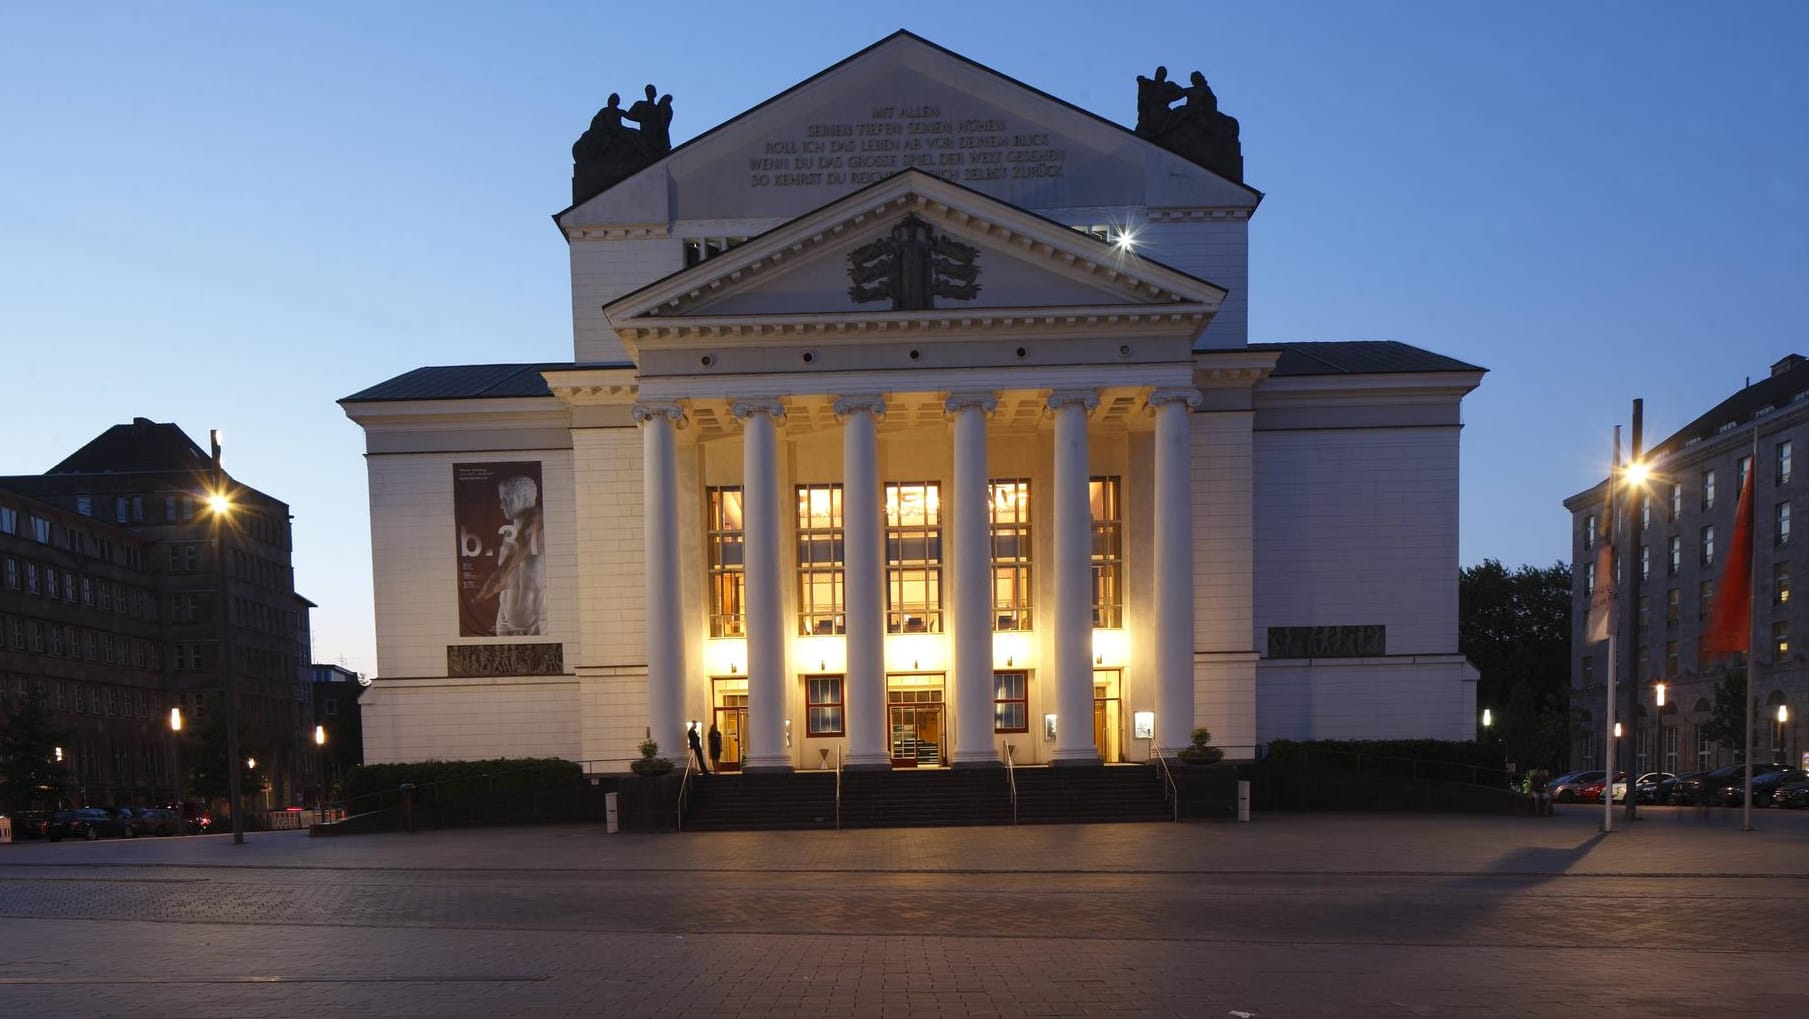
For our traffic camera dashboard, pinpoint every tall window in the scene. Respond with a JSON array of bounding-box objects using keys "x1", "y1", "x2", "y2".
[
  {"x1": 1669, "y1": 482, "x2": 1681, "y2": 521},
  {"x1": 1090, "y1": 477, "x2": 1124, "y2": 627},
  {"x1": 805, "y1": 675, "x2": 844, "y2": 736},
  {"x1": 1701, "y1": 525, "x2": 1715, "y2": 567},
  {"x1": 1779, "y1": 440, "x2": 1794, "y2": 485},
  {"x1": 989, "y1": 479, "x2": 1032, "y2": 630},
  {"x1": 1665, "y1": 639, "x2": 1679, "y2": 677},
  {"x1": 1666, "y1": 588, "x2": 1679, "y2": 629},
  {"x1": 1738, "y1": 455, "x2": 1752, "y2": 492},
  {"x1": 1669, "y1": 536, "x2": 1682, "y2": 576},
  {"x1": 1776, "y1": 561, "x2": 1791, "y2": 606},
  {"x1": 796, "y1": 484, "x2": 845, "y2": 635},
  {"x1": 1702, "y1": 469, "x2": 1717, "y2": 511},
  {"x1": 1584, "y1": 514, "x2": 1597, "y2": 549},
  {"x1": 1640, "y1": 545, "x2": 1650, "y2": 580},
  {"x1": 1777, "y1": 501, "x2": 1792, "y2": 546},
  {"x1": 707, "y1": 487, "x2": 745, "y2": 638},
  {"x1": 993, "y1": 671, "x2": 1028, "y2": 732},
  {"x1": 885, "y1": 482, "x2": 942, "y2": 633},
  {"x1": 1772, "y1": 620, "x2": 1790, "y2": 659},
  {"x1": 1584, "y1": 559, "x2": 1596, "y2": 597}
]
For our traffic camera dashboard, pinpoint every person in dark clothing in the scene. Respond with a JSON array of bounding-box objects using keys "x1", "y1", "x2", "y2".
[
  {"x1": 707, "y1": 723, "x2": 723, "y2": 774},
  {"x1": 687, "y1": 723, "x2": 710, "y2": 775}
]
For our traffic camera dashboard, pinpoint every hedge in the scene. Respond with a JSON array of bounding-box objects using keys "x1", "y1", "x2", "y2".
[
  {"x1": 1263, "y1": 739, "x2": 1502, "y2": 785},
  {"x1": 340, "y1": 757, "x2": 584, "y2": 811}
]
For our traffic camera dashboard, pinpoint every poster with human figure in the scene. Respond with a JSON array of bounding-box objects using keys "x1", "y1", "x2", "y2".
[{"x1": 454, "y1": 462, "x2": 545, "y2": 637}]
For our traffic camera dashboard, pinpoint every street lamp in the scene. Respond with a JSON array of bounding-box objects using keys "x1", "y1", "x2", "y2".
[
  {"x1": 169, "y1": 707, "x2": 184, "y2": 820},
  {"x1": 314, "y1": 724, "x2": 327, "y2": 816},
  {"x1": 1778, "y1": 704, "x2": 1790, "y2": 765},
  {"x1": 1655, "y1": 681, "x2": 1667, "y2": 781},
  {"x1": 209, "y1": 428, "x2": 246, "y2": 845}
]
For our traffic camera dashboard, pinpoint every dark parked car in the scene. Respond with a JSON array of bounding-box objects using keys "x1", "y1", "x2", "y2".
[
  {"x1": 1775, "y1": 777, "x2": 1809, "y2": 809},
  {"x1": 1715, "y1": 768, "x2": 1808, "y2": 807},
  {"x1": 1680, "y1": 762, "x2": 1786, "y2": 805},
  {"x1": 44, "y1": 807, "x2": 131, "y2": 841},
  {"x1": 176, "y1": 803, "x2": 211, "y2": 835},
  {"x1": 3, "y1": 811, "x2": 50, "y2": 839},
  {"x1": 125, "y1": 807, "x2": 185, "y2": 836},
  {"x1": 1629, "y1": 772, "x2": 1676, "y2": 804}
]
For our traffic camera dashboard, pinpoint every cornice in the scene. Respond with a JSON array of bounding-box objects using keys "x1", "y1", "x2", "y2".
[
  {"x1": 1147, "y1": 207, "x2": 1253, "y2": 223},
  {"x1": 617, "y1": 305, "x2": 1213, "y2": 346},
  {"x1": 562, "y1": 223, "x2": 672, "y2": 242}
]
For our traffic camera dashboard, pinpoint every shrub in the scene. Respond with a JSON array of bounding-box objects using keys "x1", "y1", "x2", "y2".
[{"x1": 340, "y1": 757, "x2": 584, "y2": 810}]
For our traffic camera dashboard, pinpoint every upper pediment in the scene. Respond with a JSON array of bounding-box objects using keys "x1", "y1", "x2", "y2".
[
  {"x1": 558, "y1": 32, "x2": 1259, "y2": 229},
  {"x1": 603, "y1": 170, "x2": 1225, "y2": 353}
]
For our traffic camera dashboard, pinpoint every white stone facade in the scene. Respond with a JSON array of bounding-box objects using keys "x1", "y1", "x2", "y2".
[{"x1": 343, "y1": 34, "x2": 1481, "y2": 771}]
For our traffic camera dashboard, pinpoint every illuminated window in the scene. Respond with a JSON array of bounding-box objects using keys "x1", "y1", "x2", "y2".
[
  {"x1": 885, "y1": 482, "x2": 942, "y2": 633},
  {"x1": 1776, "y1": 562, "x2": 1790, "y2": 606},
  {"x1": 805, "y1": 675, "x2": 844, "y2": 736},
  {"x1": 796, "y1": 484, "x2": 845, "y2": 635},
  {"x1": 989, "y1": 479, "x2": 1032, "y2": 630},
  {"x1": 1772, "y1": 621, "x2": 1789, "y2": 659},
  {"x1": 1090, "y1": 477, "x2": 1124, "y2": 628},
  {"x1": 706, "y1": 487, "x2": 745, "y2": 638},
  {"x1": 993, "y1": 671, "x2": 1028, "y2": 732}
]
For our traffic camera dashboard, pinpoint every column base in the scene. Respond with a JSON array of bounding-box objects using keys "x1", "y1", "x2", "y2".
[{"x1": 740, "y1": 764, "x2": 795, "y2": 776}]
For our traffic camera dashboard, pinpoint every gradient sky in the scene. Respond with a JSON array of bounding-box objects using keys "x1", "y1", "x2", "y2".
[{"x1": 4, "y1": 2, "x2": 1805, "y2": 678}]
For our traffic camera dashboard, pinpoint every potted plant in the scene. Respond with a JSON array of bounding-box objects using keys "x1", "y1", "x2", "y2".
[
  {"x1": 1175, "y1": 727, "x2": 1224, "y2": 766},
  {"x1": 630, "y1": 739, "x2": 673, "y2": 776}
]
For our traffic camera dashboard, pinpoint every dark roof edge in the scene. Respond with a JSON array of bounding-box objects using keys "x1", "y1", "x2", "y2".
[{"x1": 339, "y1": 361, "x2": 633, "y2": 405}]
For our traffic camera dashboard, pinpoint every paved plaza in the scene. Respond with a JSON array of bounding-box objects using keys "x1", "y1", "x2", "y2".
[{"x1": 3, "y1": 805, "x2": 1807, "y2": 1017}]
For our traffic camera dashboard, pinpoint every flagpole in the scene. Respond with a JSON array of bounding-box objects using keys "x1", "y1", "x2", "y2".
[
  {"x1": 1604, "y1": 426, "x2": 1620, "y2": 834},
  {"x1": 1744, "y1": 428, "x2": 1758, "y2": 832}
]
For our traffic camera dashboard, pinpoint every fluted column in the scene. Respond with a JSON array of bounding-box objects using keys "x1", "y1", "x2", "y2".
[
  {"x1": 1148, "y1": 387, "x2": 1202, "y2": 756},
  {"x1": 947, "y1": 392, "x2": 1000, "y2": 767},
  {"x1": 1047, "y1": 389, "x2": 1100, "y2": 764},
  {"x1": 733, "y1": 399, "x2": 791, "y2": 773},
  {"x1": 632, "y1": 401, "x2": 687, "y2": 758},
  {"x1": 835, "y1": 395, "x2": 889, "y2": 769}
]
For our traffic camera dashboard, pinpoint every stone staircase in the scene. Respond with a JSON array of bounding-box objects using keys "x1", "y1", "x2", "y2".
[{"x1": 678, "y1": 764, "x2": 1174, "y2": 832}]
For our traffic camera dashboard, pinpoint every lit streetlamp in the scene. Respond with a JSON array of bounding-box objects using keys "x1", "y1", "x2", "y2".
[
  {"x1": 314, "y1": 724, "x2": 327, "y2": 816},
  {"x1": 169, "y1": 707, "x2": 184, "y2": 827},
  {"x1": 1655, "y1": 681, "x2": 1668, "y2": 794},
  {"x1": 1778, "y1": 704, "x2": 1790, "y2": 765}
]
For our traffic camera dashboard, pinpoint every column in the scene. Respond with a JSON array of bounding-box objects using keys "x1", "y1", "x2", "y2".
[
  {"x1": 1148, "y1": 387, "x2": 1202, "y2": 756},
  {"x1": 835, "y1": 396, "x2": 890, "y2": 769},
  {"x1": 948, "y1": 392, "x2": 999, "y2": 766},
  {"x1": 1047, "y1": 389, "x2": 1100, "y2": 764},
  {"x1": 632, "y1": 402, "x2": 687, "y2": 757},
  {"x1": 733, "y1": 400, "x2": 791, "y2": 773}
]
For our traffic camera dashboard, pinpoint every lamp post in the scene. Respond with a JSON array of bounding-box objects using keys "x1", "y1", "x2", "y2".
[
  {"x1": 1655, "y1": 681, "x2": 1667, "y2": 795},
  {"x1": 1778, "y1": 704, "x2": 1790, "y2": 765},
  {"x1": 314, "y1": 724, "x2": 327, "y2": 817},
  {"x1": 169, "y1": 707, "x2": 184, "y2": 819},
  {"x1": 209, "y1": 428, "x2": 246, "y2": 845}
]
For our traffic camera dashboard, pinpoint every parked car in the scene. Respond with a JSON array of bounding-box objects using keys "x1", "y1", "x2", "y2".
[
  {"x1": 44, "y1": 807, "x2": 131, "y2": 841},
  {"x1": 1682, "y1": 762, "x2": 1786, "y2": 805},
  {"x1": 1625, "y1": 772, "x2": 1676, "y2": 804},
  {"x1": 176, "y1": 802, "x2": 211, "y2": 835},
  {"x1": 125, "y1": 807, "x2": 185, "y2": 836},
  {"x1": 1578, "y1": 773, "x2": 1628, "y2": 803},
  {"x1": 1774, "y1": 777, "x2": 1809, "y2": 809},
  {"x1": 1655, "y1": 771, "x2": 1705, "y2": 804},
  {"x1": 1549, "y1": 771, "x2": 1606, "y2": 803},
  {"x1": 1714, "y1": 768, "x2": 1808, "y2": 807},
  {"x1": 2, "y1": 811, "x2": 50, "y2": 839}
]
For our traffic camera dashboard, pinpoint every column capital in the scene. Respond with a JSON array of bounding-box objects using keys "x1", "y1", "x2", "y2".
[
  {"x1": 731, "y1": 399, "x2": 787, "y2": 424},
  {"x1": 630, "y1": 401, "x2": 688, "y2": 428},
  {"x1": 1144, "y1": 387, "x2": 1202, "y2": 415},
  {"x1": 1044, "y1": 389, "x2": 1099, "y2": 417},
  {"x1": 944, "y1": 392, "x2": 998, "y2": 419},
  {"x1": 833, "y1": 395, "x2": 887, "y2": 421}
]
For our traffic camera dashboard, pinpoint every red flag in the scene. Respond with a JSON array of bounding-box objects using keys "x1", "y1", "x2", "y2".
[{"x1": 1703, "y1": 465, "x2": 1755, "y2": 655}]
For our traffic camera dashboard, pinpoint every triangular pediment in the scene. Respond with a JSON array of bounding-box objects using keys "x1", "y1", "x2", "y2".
[
  {"x1": 559, "y1": 31, "x2": 1259, "y2": 229},
  {"x1": 604, "y1": 170, "x2": 1224, "y2": 349}
]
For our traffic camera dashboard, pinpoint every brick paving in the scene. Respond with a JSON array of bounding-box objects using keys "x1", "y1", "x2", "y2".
[{"x1": 3, "y1": 805, "x2": 1806, "y2": 1016}]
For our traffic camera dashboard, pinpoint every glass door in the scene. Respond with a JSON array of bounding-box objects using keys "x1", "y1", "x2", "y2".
[
  {"x1": 1093, "y1": 669, "x2": 1121, "y2": 762},
  {"x1": 887, "y1": 684, "x2": 944, "y2": 767},
  {"x1": 713, "y1": 679, "x2": 749, "y2": 772}
]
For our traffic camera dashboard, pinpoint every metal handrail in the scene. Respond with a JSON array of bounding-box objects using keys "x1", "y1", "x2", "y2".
[
  {"x1": 834, "y1": 747, "x2": 843, "y2": 830},
  {"x1": 676, "y1": 758, "x2": 694, "y2": 832},
  {"x1": 1152, "y1": 747, "x2": 1179, "y2": 822},
  {"x1": 1003, "y1": 743, "x2": 1018, "y2": 825}
]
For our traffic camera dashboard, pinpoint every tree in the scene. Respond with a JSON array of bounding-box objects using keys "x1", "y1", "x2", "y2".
[
  {"x1": 0, "y1": 689, "x2": 71, "y2": 813},
  {"x1": 1699, "y1": 664, "x2": 1749, "y2": 759},
  {"x1": 1460, "y1": 559, "x2": 1573, "y2": 769}
]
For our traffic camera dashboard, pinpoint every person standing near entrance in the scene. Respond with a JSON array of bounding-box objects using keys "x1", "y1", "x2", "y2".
[
  {"x1": 687, "y1": 723, "x2": 710, "y2": 775},
  {"x1": 708, "y1": 723, "x2": 723, "y2": 773}
]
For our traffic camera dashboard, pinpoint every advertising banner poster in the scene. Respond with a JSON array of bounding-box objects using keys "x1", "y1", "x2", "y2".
[{"x1": 454, "y1": 462, "x2": 545, "y2": 637}]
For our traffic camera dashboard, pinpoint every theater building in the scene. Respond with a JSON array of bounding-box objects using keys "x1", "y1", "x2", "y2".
[{"x1": 342, "y1": 33, "x2": 1484, "y2": 773}]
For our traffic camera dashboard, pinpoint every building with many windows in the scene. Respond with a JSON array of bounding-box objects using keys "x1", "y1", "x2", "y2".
[
  {"x1": 343, "y1": 33, "x2": 1484, "y2": 773},
  {"x1": 1, "y1": 418, "x2": 314, "y2": 809},
  {"x1": 1567, "y1": 354, "x2": 1809, "y2": 776}
]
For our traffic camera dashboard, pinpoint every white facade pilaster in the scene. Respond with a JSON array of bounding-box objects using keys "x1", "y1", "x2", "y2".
[
  {"x1": 734, "y1": 399, "x2": 791, "y2": 772},
  {"x1": 947, "y1": 392, "x2": 999, "y2": 766},
  {"x1": 835, "y1": 396, "x2": 889, "y2": 768},
  {"x1": 1047, "y1": 389, "x2": 1100, "y2": 764},
  {"x1": 1148, "y1": 388, "x2": 1202, "y2": 756},
  {"x1": 632, "y1": 402, "x2": 686, "y2": 756}
]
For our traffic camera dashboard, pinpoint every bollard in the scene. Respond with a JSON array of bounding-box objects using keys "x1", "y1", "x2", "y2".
[
  {"x1": 605, "y1": 791, "x2": 619, "y2": 833},
  {"x1": 1236, "y1": 779, "x2": 1251, "y2": 822},
  {"x1": 399, "y1": 783, "x2": 416, "y2": 834}
]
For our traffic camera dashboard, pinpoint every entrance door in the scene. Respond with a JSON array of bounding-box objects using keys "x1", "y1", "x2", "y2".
[
  {"x1": 1093, "y1": 669, "x2": 1121, "y2": 762},
  {"x1": 887, "y1": 682, "x2": 945, "y2": 767},
  {"x1": 713, "y1": 686, "x2": 748, "y2": 772}
]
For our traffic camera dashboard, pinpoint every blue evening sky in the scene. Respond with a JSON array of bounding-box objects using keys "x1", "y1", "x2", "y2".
[{"x1": 3, "y1": 2, "x2": 1804, "y2": 676}]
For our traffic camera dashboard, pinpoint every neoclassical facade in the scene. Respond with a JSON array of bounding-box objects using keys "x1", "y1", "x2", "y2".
[{"x1": 343, "y1": 33, "x2": 1484, "y2": 772}]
